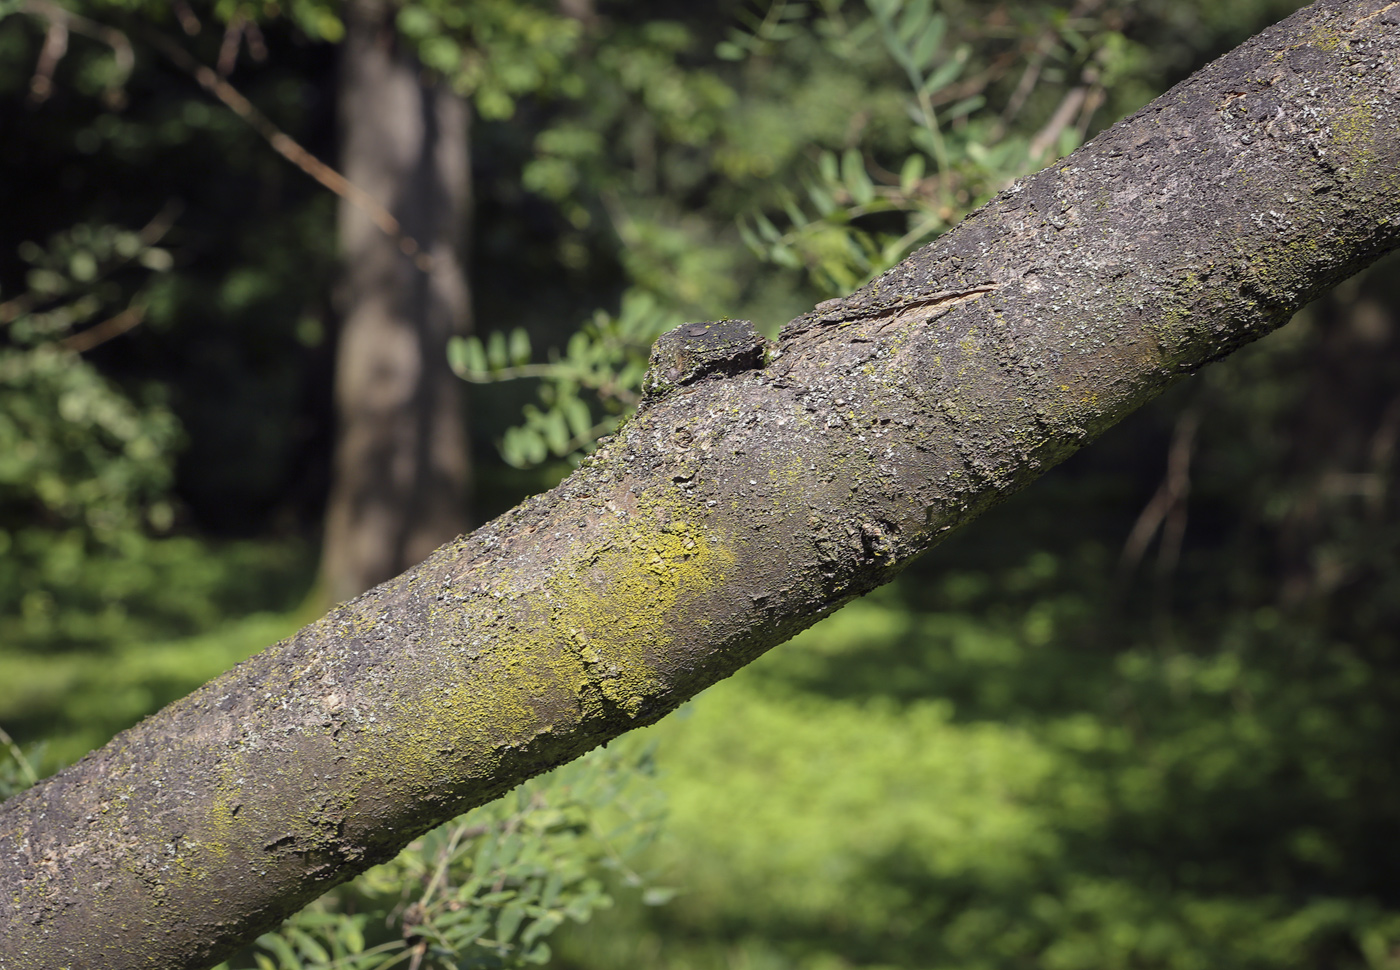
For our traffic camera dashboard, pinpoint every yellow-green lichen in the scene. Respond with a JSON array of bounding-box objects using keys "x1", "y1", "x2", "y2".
[
  {"x1": 383, "y1": 648, "x2": 551, "y2": 792},
  {"x1": 203, "y1": 784, "x2": 242, "y2": 863},
  {"x1": 1301, "y1": 22, "x2": 1344, "y2": 53},
  {"x1": 1330, "y1": 95, "x2": 1376, "y2": 178},
  {"x1": 544, "y1": 502, "x2": 735, "y2": 717},
  {"x1": 380, "y1": 495, "x2": 737, "y2": 795},
  {"x1": 769, "y1": 449, "x2": 812, "y2": 496}
]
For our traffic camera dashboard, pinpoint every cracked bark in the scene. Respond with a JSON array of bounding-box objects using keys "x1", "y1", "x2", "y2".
[{"x1": 2, "y1": 1, "x2": 1398, "y2": 967}]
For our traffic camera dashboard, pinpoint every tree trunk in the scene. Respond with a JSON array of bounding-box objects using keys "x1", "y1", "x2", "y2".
[
  {"x1": 319, "y1": 0, "x2": 472, "y2": 605},
  {"x1": 2, "y1": 2, "x2": 1397, "y2": 966}
]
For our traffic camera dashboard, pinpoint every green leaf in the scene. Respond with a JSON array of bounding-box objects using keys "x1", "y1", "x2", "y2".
[
  {"x1": 502, "y1": 427, "x2": 546, "y2": 468},
  {"x1": 806, "y1": 181, "x2": 837, "y2": 217},
  {"x1": 498, "y1": 830, "x2": 523, "y2": 866},
  {"x1": 770, "y1": 245, "x2": 800, "y2": 269},
  {"x1": 395, "y1": 6, "x2": 437, "y2": 40},
  {"x1": 737, "y1": 219, "x2": 762, "y2": 254},
  {"x1": 27, "y1": 268, "x2": 64, "y2": 296},
  {"x1": 311, "y1": 9, "x2": 344, "y2": 43},
  {"x1": 910, "y1": 126, "x2": 940, "y2": 157},
  {"x1": 476, "y1": 87, "x2": 516, "y2": 121},
  {"x1": 896, "y1": 0, "x2": 933, "y2": 45},
  {"x1": 566, "y1": 330, "x2": 591, "y2": 363},
  {"x1": 921, "y1": 47, "x2": 966, "y2": 95},
  {"x1": 535, "y1": 126, "x2": 604, "y2": 159},
  {"x1": 486, "y1": 331, "x2": 508, "y2": 370},
  {"x1": 467, "y1": 337, "x2": 488, "y2": 375},
  {"x1": 841, "y1": 149, "x2": 874, "y2": 206},
  {"x1": 509, "y1": 328, "x2": 532, "y2": 367},
  {"x1": 781, "y1": 195, "x2": 809, "y2": 228},
  {"x1": 522, "y1": 157, "x2": 580, "y2": 199},
  {"x1": 562, "y1": 396, "x2": 592, "y2": 440},
  {"x1": 496, "y1": 901, "x2": 527, "y2": 945},
  {"x1": 522, "y1": 910, "x2": 564, "y2": 945},
  {"x1": 945, "y1": 94, "x2": 985, "y2": 119},
  {"x1": 899, "y1": 154, "x2": 926, "y2": 195},
  {"x1": 450, "y1": 336, "x2": 489, "y2": 378},
  {"x1": 754, "y1": 213, "x2": 781, "y2": 244},
  {"x1": 287, "y1": 927, "x2": 330, "y2": 964},
  {"x1": 910, "y1": 10, "x2": 945, "y2": 69},
  {"x1": 541, "y1": 409, "x2": 570, "y2": 456},
  {"x1": 339, "y1": 918, "x2": 365, "y2": 955},
  {"x1": 69, "y1": 250, "x2": 97, "y2": 282},
  {"x1": 446, "y1": 336, "x2": 471, "y2": 376},
  {"x1": 255, "y1": 932, "x2": 301, "y2": 970},
  {"x1": 418, "y1": 36, "x2": 462, "y2": 74},
  {"x1": 642, "y1": 886, "x2": 680, "y2": 906}
]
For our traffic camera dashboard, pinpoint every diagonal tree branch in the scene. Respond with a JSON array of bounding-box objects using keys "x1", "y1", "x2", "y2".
[{"x1": 2, "y1": 1, "x2": 1398, "y2": 967}]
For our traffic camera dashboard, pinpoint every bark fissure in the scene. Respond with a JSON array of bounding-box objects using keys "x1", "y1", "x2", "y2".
[
  {"x1": 1, "y1": 2, "x2": 1398, "y2": 967},
  {"x1": 807, "y1": 284, "x2": 1001, "y2": 329}
]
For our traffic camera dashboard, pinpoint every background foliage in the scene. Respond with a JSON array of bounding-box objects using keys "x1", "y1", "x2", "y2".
[{"x1": 6, "y1": 0, "x2": 1400, "y2": 967}]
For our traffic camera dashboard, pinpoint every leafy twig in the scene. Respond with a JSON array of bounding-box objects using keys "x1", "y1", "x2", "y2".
[{"x1": 0, "y1": 726, "x2": 38, "y2": 789}]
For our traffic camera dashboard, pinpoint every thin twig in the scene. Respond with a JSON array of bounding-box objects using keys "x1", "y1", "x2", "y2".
[
  {"x1": 995, "y1": 0, "x2": 1103, "y2": 139},
  {"x1": 136, "y1": 199, "x2": 183, "y2": 244},
  {"x1": 1027, "y1": 86, "x2": 1087, "y2": 165},
  {"x1": 28, "y1": 15, "x2": 67, "y2": 103},
  {"x1": 0, "y1": 725, "x2": 39, "y2": 788},
  {"x1": 1074, "y1": 83, "x2": 1106, "y2": 142},
  {"x1": 217, "y1": 13, "x2": 244, "y2": 76},
  {"x1": 243, "y1": 20, "x2": 268, "y2": 62},
  {"x1": 61, "y1": 303, "x2": 146, "y2": 353},
  {"x1": 1120, "y1": 483, "x2": 1172, "y2": 571},
  {"x1": 172, "y1": 0, "x2": 201, "y2": 35},
  {"x1": 1367, "y1": 393, "x2": 1400, "y2": 518},
  {"x1": 999, "y1": 31, "x2": 1055, "y2": 128},
  {"x1": 140, "y1": 27, "x2": 433, "y2": 272},
  {"x1": 927, "y1": 49, "x2": 1019, "y2": 110},
  {"x1": 1120, "y1": 408, "x2": 1200, "y2": 575},
  {"x1": 22, "y1": 0, "x2": 133, "y2": 107}
]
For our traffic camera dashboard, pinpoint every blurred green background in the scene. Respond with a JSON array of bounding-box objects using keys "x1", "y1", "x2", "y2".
[{"x1": 5, "y1": 1, "x2": 1400, "y2": 967}]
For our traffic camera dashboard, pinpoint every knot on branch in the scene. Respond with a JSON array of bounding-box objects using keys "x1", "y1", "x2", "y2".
[{"x1": 640, "y1": 319, "x2": 769, "y2": 405}]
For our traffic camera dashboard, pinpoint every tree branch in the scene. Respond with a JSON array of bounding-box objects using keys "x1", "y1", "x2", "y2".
[{"x1": 2, "y1": 2, "x2": 1398, "y2": 967}]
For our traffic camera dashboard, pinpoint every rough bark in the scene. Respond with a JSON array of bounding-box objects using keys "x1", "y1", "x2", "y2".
[
  {"x1": 3, "y1": 2, "x2": 1398, "y2": 967},
  {"x1": 319, "y1": 0, "x2": 472, "y2": 605}
]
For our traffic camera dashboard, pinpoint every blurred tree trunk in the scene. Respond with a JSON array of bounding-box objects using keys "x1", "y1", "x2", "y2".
[
  {"x1": 320, "y1": 0, "x2": 472, "y2": 605},
  {"x1": 1276, "y1": 265, "x2": 1400, "y2": 605}
]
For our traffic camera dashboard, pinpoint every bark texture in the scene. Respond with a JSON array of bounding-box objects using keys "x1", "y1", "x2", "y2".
[
  {"x1": 320, "y1": 0, "x2": 472, "y2": 605},
  {"x1": 3, "y1": 2, "x2": 1398, "y2": 967}
]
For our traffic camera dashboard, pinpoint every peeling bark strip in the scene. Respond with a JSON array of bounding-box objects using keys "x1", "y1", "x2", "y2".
[{"x1": 3, "y1": 3, "x2": 1398, "y2": 967}]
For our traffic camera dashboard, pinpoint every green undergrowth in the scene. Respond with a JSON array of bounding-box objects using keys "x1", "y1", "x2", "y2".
[
  {"x1": 216, "y1": 742, "x2": 669, "y2": 970},
  {"x1": 0, "y1": 609, "x2": 301, "y2": 771},
  {"x1": 0, "y1": 537, "x2": 312, "y2": 774},
  {"x1": 550, "y1": 547, "x2": 1400, "y2": 970}
]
